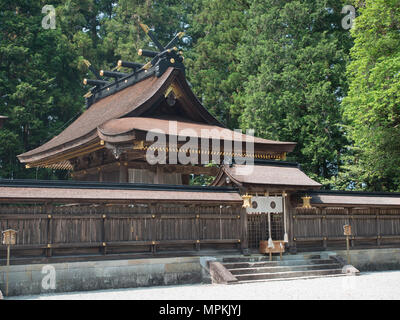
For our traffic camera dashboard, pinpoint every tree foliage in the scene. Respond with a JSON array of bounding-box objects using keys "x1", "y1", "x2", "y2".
[
  {"x1": 185, "y1": 0, "x2": 250, "y2": 127},
  {"x1": 1, "y1": 0, "x2": 398, "y2": 191},
  {"x1": 233, "y1": 0, "x2": 352, "y2": 183},
  {"x1": 341, "y1": 0, "x2": 400, "y2": 191}
]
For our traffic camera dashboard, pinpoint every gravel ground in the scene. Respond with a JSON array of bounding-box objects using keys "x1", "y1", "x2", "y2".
[{"x1": 9, "y1": 271, "x2": 400, "y2": 300}]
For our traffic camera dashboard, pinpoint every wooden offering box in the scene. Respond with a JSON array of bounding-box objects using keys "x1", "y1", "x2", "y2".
[{"x1": 259, "y1": 240, "x2": 285, "y2": 260}]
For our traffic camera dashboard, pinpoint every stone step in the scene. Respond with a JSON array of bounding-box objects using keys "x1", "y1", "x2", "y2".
[
  {"x1": 235, "y1": 268, "x2": 343, "y2": 282},
  {"x1": 222, "y1": 254, "x2": 323, "y2": 263},
  {"x1": 222, "y1": 259, "x2": 335, "y2": 269},
  {"x1": 236, "y1": 273, "x2": 346, "y2": 284},
  {"x1": 228, "y1": 263, "x2": 341, "y2": 275}
]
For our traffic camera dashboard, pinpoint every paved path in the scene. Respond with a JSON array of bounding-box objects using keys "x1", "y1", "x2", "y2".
[{"x1": 9, "y1": 271, "x2": 400, "y2": 300}]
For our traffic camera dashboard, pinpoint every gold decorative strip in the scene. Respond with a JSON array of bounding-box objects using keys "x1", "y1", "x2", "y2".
[{"x1": 134, "y1": 143, "x2": 285, "y2": 160}]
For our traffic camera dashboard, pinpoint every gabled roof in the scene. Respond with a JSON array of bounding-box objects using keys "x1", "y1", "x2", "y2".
[
  {"x1": 18, "y1": 67, "x2": 296, "y2": 169},
  {"x1": 211, "y1": 162, "x2": 321, "y2": 190},
  {"x1": 17, "y1": 68, "x2": 225, "y2": 167}
]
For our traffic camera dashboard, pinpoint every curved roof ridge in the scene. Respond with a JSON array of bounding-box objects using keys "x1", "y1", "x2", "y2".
[{"x1": 18, "y1": 68, "x2": 178, "y2": 163}]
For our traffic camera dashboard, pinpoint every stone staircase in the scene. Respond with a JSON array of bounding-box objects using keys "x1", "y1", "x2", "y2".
[{"x1": 218, "y1": 254, "x2": 345, "y2": 283}]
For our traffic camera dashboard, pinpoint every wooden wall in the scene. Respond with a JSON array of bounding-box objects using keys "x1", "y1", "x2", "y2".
[
  {"x1": 0, "y1": 203, "x2": 246, "y2": 263},
  {"x1": 291, "y1": 207, "x2": 400, "y2": 250}
]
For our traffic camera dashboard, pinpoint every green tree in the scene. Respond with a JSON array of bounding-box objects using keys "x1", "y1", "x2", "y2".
[
  {"x1": 0, "y1": 0, "x2": 111, "y2": 179},
  {"x1": 234, "y1": 0, "x2": 352, "y2": 184},
  {"x1": 103, "y1": 0, "x2": 193, "y2": 70},
  {"x1": 185, "y1": 0, "x2": 250, "y2": 127},
  {"x1": 341, "y1": 0, "x2": 400, "y2": 191}
]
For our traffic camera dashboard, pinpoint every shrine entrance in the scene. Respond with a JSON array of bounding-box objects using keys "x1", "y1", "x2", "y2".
[{"x1": 246, "y1": 195, "x2": 287, "y2": 250}]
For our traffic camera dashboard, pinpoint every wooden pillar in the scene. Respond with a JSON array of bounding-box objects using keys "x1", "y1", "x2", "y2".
[
  {"x1": 286, "y1": 194, "x2": 297, "y2": 253},
  {"x1": 321, "y1": 207, "x2": 328, "y2": 249},
  {"x1": 150, "y1": 205, "x2": 158, "y2": 254},
  {"x1": 119, "y1": 163, "x2": 128, "y2": 183},
  {"x1": 154, "y1": 166, "x2": 164, "y2": 184},
  {"x1": 377, "y1": 208, "x2": 381, "y2": 247},
  {"x1": 349, "y1": 208, "x2": 355, "y2": 248},
  {"x1": 101, "y1": 214, "x2": 107, "y2": 255},
  {"x1": 182, "y1": 174, "x2": 190, "y2": 185},
  {"x1": 240, "y1": 206, "x2": 249, "y2": 254},
  {"x1": 46, "y1": 207, "x2": 53, "y2": 257}
]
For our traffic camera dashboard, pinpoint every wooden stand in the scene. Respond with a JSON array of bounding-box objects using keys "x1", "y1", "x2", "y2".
[{"x1": 259, "y1": 240, "x2": 285, "y2": 261}]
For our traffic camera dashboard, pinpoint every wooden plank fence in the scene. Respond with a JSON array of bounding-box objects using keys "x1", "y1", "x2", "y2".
[
  {"x1": 292, "y1": 207, "x2": 400, "y2": 250},
  {"x1": 0, "y1": 203, "x2": 246, "y2": 261}
]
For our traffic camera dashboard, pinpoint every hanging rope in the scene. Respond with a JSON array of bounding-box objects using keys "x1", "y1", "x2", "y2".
[
  {"x1": 283, "y1": 191, "x2": 289, "y2": 243},
  {"x1": 267, "y1": 212, "x2": 274, "y2": 248}
]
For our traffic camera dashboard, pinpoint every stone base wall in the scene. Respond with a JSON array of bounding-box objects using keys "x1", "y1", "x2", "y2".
[
  {"x1": 0, "y1": 256, "x2": 209, "y2": 297},
  {"x1": 331, "y1": 248, "x2": 400, "y2": 271}
]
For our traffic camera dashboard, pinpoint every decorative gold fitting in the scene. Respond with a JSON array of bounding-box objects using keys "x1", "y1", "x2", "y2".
[
  {"x1": 301, "y1": 196, "x2": 312, "y2": 209},
  {"x1": 143, "y1": 61, "x2": 152, "y2": 70},
  {"x1": 83, "y1": 78, "x2": 88, "y2": 85},
  {"x1": 83, "y1": 59, "x2": 91, "y2": 67},
  {"x1": 237, "y1": 215, "x2": 240, "y2": 219},
  {"x1": 140, "y1": 23, "x2": 150, "y2": 34},
  {"x1": 102, "y1": 214, "x2": 106, "y2": 219},
  {"x1": 170, "y1": 58, "x2": 175, "y2": 64},
  {"x1": 238, "y1": 239, "x2": 241, "y2": 243},
  {"x1": 133, "y1": 140, "x2": 145, "y2": 150},
  {"x1": 242, "y1": 194, "x2": 252, "y2": 208},
  {"x1": 102, "y1": 242, "x2": 106, "y2": 247},
  {"x1": 100, "y1": 140, "x2": 105, "y2": 146},
  {"x1": 25, "y1": 164, "x2": 31, "y2": 169},
  {"x1": 178, "y1": 32, "x2": 185, "y2": 39},
  {"x1": 152, "y1": 241, "x2": 156, "y2": 245},
  {"x1": 124, "y1": 162, "x2": 128, "y2": 166},
  {"x1": 138, "y1": 49, "x2": 143, "y2": 56},
  {"x1": 323, "y1": 237, "x2": 327, "y2": 241},
  {"x1": 196, "y1": 240, "x2": 200, "y2": 243},
  {"x1": 83, "y1": 91, "x2": 93, "y2": 98},
  {"x1": 97, "y1": 167, "x2": 101, "y2": 171},
  {"x1": 152, "y1": 215, "x2": 156, "y2": 219},
  {"x1": 196, "y1": 215, "x2": 200, "y2": 219},
  {"x1": 294, "y1": 238, "x2": 297, "y2": 241},
  {"x1": 173, "y1": 47, "x2": 178, "y2": 51},
  {"x1": 99, "y1": 70, "x2": 104, "y2": 76},
  {"x1": 47, "y1": 244, "x2": 52, "y2": 248},
  {"x1": 117, "y1": 60, "x2": 122, "y2": 67},
  {"x1": 48, "y1": 215, "x2": 52, "y2": 219}
]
